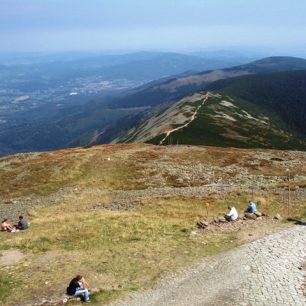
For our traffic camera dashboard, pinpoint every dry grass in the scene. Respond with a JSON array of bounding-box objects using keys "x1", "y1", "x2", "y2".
[
  {"x1": 0, "y1": 145, "x2": 146, "y2": 198},
  {"x1": 0, "y1": 193, "x2": 300, "y2": 305},
  {"x1": 0, "y1": 144, "x2": 305, "y2": 305}
]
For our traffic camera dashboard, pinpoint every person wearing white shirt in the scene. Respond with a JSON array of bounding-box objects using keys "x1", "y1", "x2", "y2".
[{"x1": 225, "y1": 206, "x2": 238, "y2": 221}]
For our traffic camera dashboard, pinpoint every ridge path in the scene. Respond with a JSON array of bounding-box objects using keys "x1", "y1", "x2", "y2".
[
  {"x1": 111, "y1": 225, "x2": 306, "y2": 306},
  {"x1": 159, "y1": 92, "x2": 217, "y2": 145}
]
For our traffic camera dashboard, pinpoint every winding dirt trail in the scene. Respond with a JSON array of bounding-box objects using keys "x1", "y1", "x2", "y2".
[{"x1": 159, "y1": 92, "x2": 216, "y2": 145}]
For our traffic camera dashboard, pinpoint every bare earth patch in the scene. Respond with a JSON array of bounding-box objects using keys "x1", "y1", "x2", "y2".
[{"x1": 0, "y1": 249, "x2": 25, "y2": 266}]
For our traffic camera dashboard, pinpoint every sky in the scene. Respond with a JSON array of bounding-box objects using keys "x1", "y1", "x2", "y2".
[{"x1": 1, "y1": 0, "x2": 306, "y2": 53}]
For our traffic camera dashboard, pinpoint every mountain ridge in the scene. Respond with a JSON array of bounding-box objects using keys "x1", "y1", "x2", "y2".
[
  {"x1": 110, "y1": 69, "x2": 306, "y2": 150},
  {"x1": 1, "y1": 56, "x2": 306, "y2": 155},
  {"x1": 107, "y1": 56, "x2": 306, "y2": 109}
]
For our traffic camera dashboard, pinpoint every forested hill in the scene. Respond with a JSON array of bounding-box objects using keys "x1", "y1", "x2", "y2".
[
  {"x1": 235, "y1": 56, "x2": 306, "y2": 73},
  {"x1": 114, "y1": 69, "x2": 306, "y2": 150},
  {"x1": 107, "y1": 56, "x2": 306, "y2": 109},
  {"x1": 208, "y1": 70, "x2": 306, "y2": 136}
]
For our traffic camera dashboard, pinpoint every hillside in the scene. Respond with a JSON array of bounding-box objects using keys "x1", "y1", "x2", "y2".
[
  {"x1": 92, "y1": 57, "x2": 306, "y2": 146},
  {"x1": 1, "y1": 56, "x2": 306, "y2": 156},
  {"x1": 0, "y1": 51, "x2": 250, "y2": 157},
  {"x1": 107, "y1": 56, "x2": 306, "y2": 109},
  {"x1": 0, "y1": 143, "x2": 305, "y2": 305},
  {"x1": 114, "y1": 70, "x2": 306, "y2": 150},
  {"x1": 208, "y1": 69, "x2": 306, "y2": 135}
]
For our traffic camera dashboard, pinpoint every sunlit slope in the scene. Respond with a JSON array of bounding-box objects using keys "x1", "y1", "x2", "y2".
[{"x1": 116, "y1": 70, "x2": 306, "y2": 150}]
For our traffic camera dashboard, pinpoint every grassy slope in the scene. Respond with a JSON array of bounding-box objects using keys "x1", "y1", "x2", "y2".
[
  {"x1": 0, "y1": 144, "x2": 305, "y2": 305},
  {"x1": 101, "y1": 58, "x2": 306, "y2": 146},
  {"x1": 148, "y1": 94, "x2": 306, "y2": 149},
  {"x1": 208, "y1": 70, "x2": 306, "y2": 135}
]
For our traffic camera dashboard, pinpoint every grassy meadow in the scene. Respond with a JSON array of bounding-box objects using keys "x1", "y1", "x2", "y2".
[{"x1": 0, "y1": 144, "x2": 305, "y2": 305}]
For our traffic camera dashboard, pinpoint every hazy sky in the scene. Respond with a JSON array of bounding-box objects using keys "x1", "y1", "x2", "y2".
[{"x1": 1, "y1": 0, "x2": 306, "y2": 52}]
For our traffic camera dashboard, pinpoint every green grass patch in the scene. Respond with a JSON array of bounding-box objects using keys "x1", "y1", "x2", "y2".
[
  {"x1": 17, "y1": 236, "x2": 53, "y2": 253},
  {"x1": 90, "y1": 289, "x2": 124, "y2": 304},
  {"x1": 0, "y1": 272, "x2": 15, "y2": 302}
]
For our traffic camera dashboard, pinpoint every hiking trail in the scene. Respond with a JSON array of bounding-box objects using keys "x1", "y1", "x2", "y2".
[{"x1": 112, "y1": 225, "x2": 306, "y2": 306}]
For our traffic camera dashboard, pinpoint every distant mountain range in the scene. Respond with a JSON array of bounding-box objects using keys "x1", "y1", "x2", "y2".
[
  {"x1": 1, "y1": 51, "x2": 252, "y2": 82},
  {"x1": 91, "y1": 57, "x2": 306, "y2": 149},
  {"x1": 1, "y1": 55, "x2": 306, "y2": 155},
  {"x1": 107, "y1": 56, "x2": 306, "y2": 109},
  {"x1": 1, "y1": 51, "x2": 252, "y2": 156}
]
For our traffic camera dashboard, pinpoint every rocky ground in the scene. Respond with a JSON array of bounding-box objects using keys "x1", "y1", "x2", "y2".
[
  {"x1": 2, "y1": 184, "x2": 305, "y2": 222},
  {"x1": 1, "y1": 145, "x2": 305, "y2": 220}
]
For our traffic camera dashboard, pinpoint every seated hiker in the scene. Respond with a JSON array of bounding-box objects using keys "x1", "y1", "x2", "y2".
[
  {"x1": 224, "y1": 206, "x2": 238, "y2": 222},
  {"x1": 245, "y1": 200, "x2": 257, "y2": 213},
  {"x1": 1, "y1": 219, "x2": 15, "y2": 232},
  {"x1": 15, "y1": 215, "x2": 29, "y2": 230},
  {"x1": 67, "y1": 275, "x2": 91, "y2": 303}
]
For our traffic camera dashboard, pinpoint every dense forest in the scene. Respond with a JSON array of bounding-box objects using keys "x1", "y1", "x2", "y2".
[{"x1": 208, "y1": 70, "x2": 306, "y2": 136}]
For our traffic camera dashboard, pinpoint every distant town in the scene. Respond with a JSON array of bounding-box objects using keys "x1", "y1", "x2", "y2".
[{"x1": 0, "y1": 73, "x2": 146, "y2": 125}]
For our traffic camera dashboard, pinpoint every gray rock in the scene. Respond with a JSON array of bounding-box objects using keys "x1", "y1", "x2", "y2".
[
  {"x1": 244, "y1": 213, "x2": 257, "y2": 220},
  {"x1": 218, "y1": 216, "x2": 227, "y2": 223},
  {"x1": 274, "y1": 214, "x2": 283, "y2": 221},
  {"x1": 197, "y1": 221, "x2": 209, "y2": 228},
  {"x1": 254, "y1": 211, "x2": 262, "y2": 217}
]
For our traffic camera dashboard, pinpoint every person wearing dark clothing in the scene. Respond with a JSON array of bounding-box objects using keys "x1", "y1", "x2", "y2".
[
  {"x1": 245, "y1": 201, "x2": 257, "y2": 213},
  {"x1": 15, "y1": 216, "x2": 29, "y2": 230},
  {"x1": 66, "y1": 275, "x2": 90, "y2": 302}
]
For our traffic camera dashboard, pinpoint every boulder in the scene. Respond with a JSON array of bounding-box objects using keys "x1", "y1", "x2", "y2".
[
  {"x1": 244, "y1": 213, "x2": 257, "y2": 220},
  {"x1": 196, "y1": 221, "x2": 209, "y2": 229},
  {"x1": 254, "y1": 211, "x2": 262, "y2": 217},
  {"x1": 218, "y1": 216, "x2": 227, "y2": 223},
  {"x1": 273, "y1": 214, "x2": 283, "y2": 221}
]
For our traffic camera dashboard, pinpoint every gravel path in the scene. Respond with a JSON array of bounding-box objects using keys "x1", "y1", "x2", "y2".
[
  {"x1": 112, "y1": 225, "x2": 306, "y2": 306},
  {"x1": 159, "y1": 92, "x2": 214, "y2": 145}
]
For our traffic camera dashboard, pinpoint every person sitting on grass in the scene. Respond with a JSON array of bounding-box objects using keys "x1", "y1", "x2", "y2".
[
  {"x1": 224, "y1": 206, "x2": 238, "y2": 222},
  {"x1": 245, "y1": 200, "x2": 257, "y2": 213},
  {"x1": 15, "y1": 215, "x2": 29, "y2": 230},
  {"x1": 1, "y1": 218, "x2": 15, "y2": 232},
  {"x1": 66, "y1": 275, "x2": 91, "y2": 303}
]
